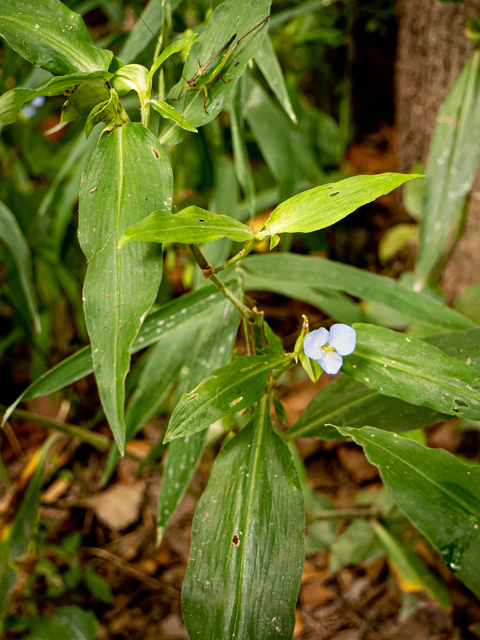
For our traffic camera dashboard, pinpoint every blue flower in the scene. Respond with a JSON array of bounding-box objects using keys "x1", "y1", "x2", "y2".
[{"x1": 303, "y1": 324, "x2": 356, "y2": 375}]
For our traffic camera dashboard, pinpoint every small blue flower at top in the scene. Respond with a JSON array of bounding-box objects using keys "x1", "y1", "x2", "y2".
[{"x1": 303, "y1": 324, "x2": 356, "y2": 375}]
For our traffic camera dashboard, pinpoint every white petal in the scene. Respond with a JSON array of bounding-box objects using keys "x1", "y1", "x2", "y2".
[
  {"x1": 318, "y1": 350, "x2": 343, "y2": 375},
  {"x1": 304, "y1": 327, "x2": 329, "y2": 359},
  {"x1": 327, "y1": 324, "x2": 356, "y2": 356}
]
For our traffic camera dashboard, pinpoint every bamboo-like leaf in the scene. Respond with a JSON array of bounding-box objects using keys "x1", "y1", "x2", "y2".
[
  {"x1": 164, "y1": 354, "x2": 287, "y2": 442},
  {"x1": 149, "y1": 99, "x2": 198, "y2": 132},
  {"x1": 157, "y1": 296, "x2": 241, "y2": 543},
  {"x1": 2, "y1": 285, "x2": 226, "y2": 425},
  {"x1": 0, "y1": 0, "x2": 112, "y2": 75},
  {"x1": 120, "y1": 206, "x2": 254, "y2": 247},
  {"x1": 0, "y1": 71, "x2": 111, "y2": 125},
  {"x1": 255, "y1": 35, "x2": 297, "y2": 122},
  {"x1": 244, "y1": 76, "x2": 296, "y2": 199},
  {"x1": 256, "y1": 173, "x2": 423, "y2": 238},
  {"x1": 148, "y1": 34, "x2": 198, "y2": 78},
  {"x1": 415, "y1": 50, "x2": 480, "y2": 289},
  {"x1": 342, "y1": 324, "x2": 480, "y2": 421},
  {"x1": 78, "y1": 122, "x2": 172, "y2": 453},
  {"x1": 229, "y1": 82, "x2": 256, "y2": 216},
  {"x1": 242, "y1": 254, "x2": 475, "y2": 331},
  {"x1": 337, "y1": 426, "x2": 480, "y2": 598},
  {"x1": 161, "y1": 0, "x2": 271, "y2": 143},
  {"x1": 0, "y1": 201, "x2": 40, "y2": 332},
  {"x1": 182, "y1": 398, "x2": 304, "y2": 640}
]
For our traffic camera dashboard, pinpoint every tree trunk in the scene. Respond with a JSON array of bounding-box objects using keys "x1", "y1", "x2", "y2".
[{"x1": 396, "y1": 0, "x2": 480, "y2": 301}]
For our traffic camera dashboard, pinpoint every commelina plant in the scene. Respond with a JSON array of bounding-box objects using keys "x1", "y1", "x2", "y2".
[{"x1": 1, "y1": 0, "x2": 480, "y2": 638}]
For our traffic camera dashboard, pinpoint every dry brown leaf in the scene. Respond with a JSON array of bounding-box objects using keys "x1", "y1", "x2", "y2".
[{"x1": 84, "y1": 481, "x2": 145, "y2": 530}]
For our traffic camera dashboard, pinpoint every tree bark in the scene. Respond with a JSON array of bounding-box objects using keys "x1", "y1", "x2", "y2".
[{"x1": 396, "y1": 0, "x2": 480, "y2": 301}]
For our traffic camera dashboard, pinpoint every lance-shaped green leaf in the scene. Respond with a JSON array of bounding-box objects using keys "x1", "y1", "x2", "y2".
[
  {"x1": 2, "y1": 285, "x2": 226, "y2": 425},
  {"x1": 286, "y1": 375, "x2": 449, "y2": 441},
  {"x1": 164, "y1": 354, "x2": 288, "y2": 442},
  {"x1": 342, "y1": 324, "x2": 480, "y2": 421},
  {"x1": 229, "y1": 81, "x2": 256, "y2": 216},
  {"x1": 256, "y1": 173, "x2": 423, "y2": 238},
  {"x1": 337, "y1": 426, "x2": 480, "y2": 599},
  {"x1": 148, "y1": 34, "x2": 198, "y2": 79},
  {"x1": 120, "y1": 206, "x2": 254, "y2": 247},
  {"x1": 157, "y1": 296, "x2": 241, "y2": 543},
  {"x1": 415, "y1": 50, "x2": 480, "y2": 289},
  {"x1": 149, "y1": 99, "x2": 198, "y2": 133},
  {"x1": 0, "y1": 0, "x2": 112, "y2": 75},
  {"x1": 0, "y1": 201, "x2": 39, "y2": 332},
  {"x1": 255, "y1": 35, "x2": 297, "y2": 123},
  {"x1": 371, "y1": 521, "x2": 452, "y2": 609},
  {"x1": 242, "y1": 254, "x2": 475, "y2": 331},
  {"x1": 161, "y1": 0, "x2": 271, "y2": 143},
  {"x1": 0, "y1": 71, "x2": 112, "y2": 125},
  {"x1": 244, "y1": 75, "x2": 296, "y2": 200},
  {"x1": 182, "y1": 399, "x2": 304, "y2": 640},
  {"x1": 78, "y1": 122, "x2": 172, "y2": 454}
]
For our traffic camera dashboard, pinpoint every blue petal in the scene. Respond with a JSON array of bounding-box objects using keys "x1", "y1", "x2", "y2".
[
  {"x1": 318, "y1": 350, "x2": 343, "y2": 375},
  {"x1": 327, "y1": 324, "x2": 356, "y2": 356},
  {"x1": 304, "y1": 327, "x2": 329, "y2": 360}
]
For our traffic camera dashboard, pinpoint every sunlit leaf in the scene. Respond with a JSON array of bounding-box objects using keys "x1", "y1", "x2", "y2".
[
  {"x1": 0, "y1": 0, "x2": 112, "y2": 75},
  {"x1": 120, "y1": 206, "x2": 254, "y2": 247},
  {"x1": 256, "y1": 174, "x2": 423, "y2": 238}
]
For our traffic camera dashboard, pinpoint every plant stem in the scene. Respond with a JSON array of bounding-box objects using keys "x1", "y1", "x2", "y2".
[
  {"x1": 0, "y1": 406, "x2": 159, "y2": 470},
  {"x1": 308, "y1": 508, "x2": 380, "y2": 522},
  {"x1": 213, "y1": 238, "x2": 257, "y2": 274},
  {"x1": 188, "y1": 244, "x2": 255, "y2": 321},
  {"x1": 251, "y1": 308, "x2": 265, "y2": 352},
  {"x1": 1, "y1": 405, "x2": 110, "y2": 451}
]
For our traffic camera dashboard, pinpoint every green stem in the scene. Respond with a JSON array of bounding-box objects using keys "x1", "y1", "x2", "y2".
[
  {"x1": 1, "y1": 406, "x2": 159, "y2": 470},
  {"x1": 213, "y1": 238, "x2": 258, "y2": 274},
  {"x1": 188, "y1": 244, "x2": 255, "y2": 321},
  {"x1": 251, "y1": 308, "x2": 265, "y2": 353},
  {"x1": 308, "y1": 508, "x2": 380, "y2": 522},
  {"x1": 1, "y1": 405, "x2": 110, "y2": 451}
]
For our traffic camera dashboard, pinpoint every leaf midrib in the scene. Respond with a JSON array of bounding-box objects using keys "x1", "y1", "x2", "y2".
[{"x1": 231, "y1": 400, "x2": 267, "y2": 637}]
